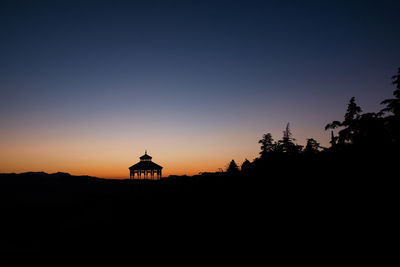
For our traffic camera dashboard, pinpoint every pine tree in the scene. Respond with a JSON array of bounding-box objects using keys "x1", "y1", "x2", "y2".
[
  {"x1": 325, "y1": 97, "x2": 363, "y2": 145},
  {"x1": 241, "y1": 159, "x2": 251, "y2": 173},
  {"x1": 277, "y1": 123, "x2": 302, "y2": 154},
  {"x1": 304, "y1": 138, "x2": 320, "y2": 154},
  {"x1": 258, "y1": 133, "x2": 276, "y2": 157},
  {"x1": 227, "y1": 160, "x2": 239, "y2": 174},
  {"x1": 381, "y1": 67, "x2": 400, "y2": 145},
  {"x1": 381, "y1": 67, "x2": 400, "y2": 116}
]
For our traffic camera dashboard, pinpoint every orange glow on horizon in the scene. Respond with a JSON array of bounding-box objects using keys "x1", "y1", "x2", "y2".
[
  {"x1": 0, "y1": 119, "x2": 330, "y2": 178},
  {"x1": 0, "y1": 130, "x2": 262, "y2": 178},
  {"x1": 0, "y1": 155, "x2": 254, "y2": 179}
]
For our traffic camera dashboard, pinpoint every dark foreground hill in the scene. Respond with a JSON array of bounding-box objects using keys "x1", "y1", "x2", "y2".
[{"x1": 0, "y1": 171, "x2": 395, "y2": 262}]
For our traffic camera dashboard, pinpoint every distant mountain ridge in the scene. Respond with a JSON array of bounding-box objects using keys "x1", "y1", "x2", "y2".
[
  {"x1": 1, "y1": 171, "x2": 95, "y2": 178},
  {"x1": 0, "y1": 171, "x2": 105, "y2": 183}
]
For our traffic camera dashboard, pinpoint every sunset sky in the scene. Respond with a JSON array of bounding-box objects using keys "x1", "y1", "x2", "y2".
[{"x1": 1, "y1": 0, "x2": 399, "y2": 178}]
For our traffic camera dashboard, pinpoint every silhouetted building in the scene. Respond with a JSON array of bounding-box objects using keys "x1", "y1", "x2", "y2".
[{"x1": 129, "y1": 151, "x2": 163, "y2": 180}]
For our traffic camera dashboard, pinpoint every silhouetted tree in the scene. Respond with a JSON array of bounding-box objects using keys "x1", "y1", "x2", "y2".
[
  {"x1": 249, "y1": 67, "x2": 398, "y2": 184},
  {"x1": 325, "y1": 97, "x2": 363, "y2": 145},
  {"x1": 329, "y1": 131, "x2": 338, "y2": 149},
  {"x1": 345, "y1": 97, "x2": 362, "y2": 123},
  {"x1": 227, "y1": 160, "x2": 239, "y2": 174},
  {"x1": 304, "y1": 138, "x2": 320, "y2": 154},
  {"x1": 277, "y1": 123, "x2": 302, "y2": 154},
  {"x1": 241, "y1": 159, "x2": 251, "y2": 173},
  {"x1": 381, "y1": 67, "x2": 400, "y2": 145},
  {"x1": 381, "y1": 67, "x2": 400, "y2": 116},
  {"x1": 258, "y1": 133, "x2": 276, "y2": 158}
]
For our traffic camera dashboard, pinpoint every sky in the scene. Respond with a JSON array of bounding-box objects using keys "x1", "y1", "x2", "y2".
[{"x1": 0, "y1": 0, "x2": 399, "y2": 178}]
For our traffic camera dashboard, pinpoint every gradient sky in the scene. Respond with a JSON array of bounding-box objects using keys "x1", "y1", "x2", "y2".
[{"x1": 1, "y1": 0, "x2": 399, "y2": 178}]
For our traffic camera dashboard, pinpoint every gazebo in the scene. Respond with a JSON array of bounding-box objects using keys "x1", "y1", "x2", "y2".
[{"x1": 129, "y1": 151, "x2": 163, "y2": 180}]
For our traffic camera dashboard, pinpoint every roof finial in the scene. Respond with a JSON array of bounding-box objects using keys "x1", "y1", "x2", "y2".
[{"x1": 145, "y1": 149, "x2": 147, "y2": 155}]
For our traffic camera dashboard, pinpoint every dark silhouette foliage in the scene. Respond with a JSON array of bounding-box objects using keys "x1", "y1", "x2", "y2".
[
  {"x1": 304, "y1": 138, "x2": 320, "y2": 154},
  {"x1": 322, "y1": 68, "x2": 400, "y2": 152},
  {"x1": 329, "y1": 131, "x2": 338, "y2": 149},
  {"x1": 247, "y1": 67, "x2": 399, "y2": 182},
  {"x1": 380, "y1": 67, "x2": 400, "y2": 146},
  {"x1": 381, "y1": 67, "x2": 400, "y2": 116},
  {"x1": 240, "y1": 159, "x2": 251, "y2": 173},
  {"x1": 258, "y1": 133, "x2": 276, "y2": 158},
  {"x1": 325, "y1": 97, "x2": 363, "y2": 145},
  {"x1": 227, "y1": 159, "x2": 239, "y2": 174},
  {"x1": 276, "y1": 123, "x2": 303, "y2": 155}
]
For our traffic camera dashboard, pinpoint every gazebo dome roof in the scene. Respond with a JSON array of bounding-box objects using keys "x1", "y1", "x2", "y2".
[
  {"x1": 129, "y1": 161, "x2": 163, "y2": 170},
  {"x1": 139, "y1": 151, "x2": 152, "y2": 160}
]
